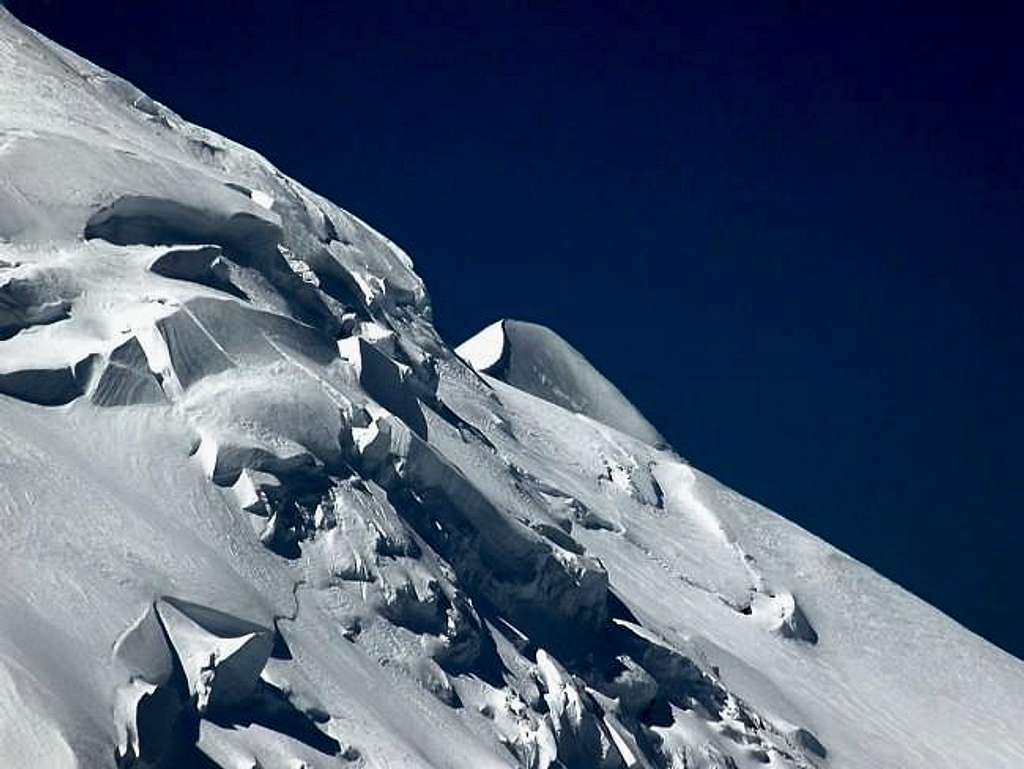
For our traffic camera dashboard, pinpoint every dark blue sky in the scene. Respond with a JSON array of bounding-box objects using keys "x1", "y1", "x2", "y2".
[{"x1": 8, "y1": 1, "x2": 1022, "y2": 658}]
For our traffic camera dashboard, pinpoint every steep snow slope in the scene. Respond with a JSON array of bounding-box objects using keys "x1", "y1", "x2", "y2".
[
  {"x1": 1, "y1": 9, "x2": 1022, "y2": 769},
  {"x1": 455, "y1": 319, "x2": 663, "y2": 446}
]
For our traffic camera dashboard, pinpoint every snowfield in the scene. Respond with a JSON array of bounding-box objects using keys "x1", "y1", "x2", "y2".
[{"x1": 1, "y1": 8, "x2": 1022, "y2": 768}]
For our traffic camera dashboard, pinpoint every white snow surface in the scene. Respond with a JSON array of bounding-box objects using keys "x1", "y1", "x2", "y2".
[
  {"x1": 1, "y1": 8, "x2": 1022, "y2": 769},
  {"x1": 457, "y1": 319, "x2": 664, "y2": 446}
]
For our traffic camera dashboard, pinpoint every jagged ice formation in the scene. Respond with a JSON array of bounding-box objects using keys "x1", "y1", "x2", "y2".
[{"x1": 1, "y1": 9, "x2": 1023, "y2": 769}]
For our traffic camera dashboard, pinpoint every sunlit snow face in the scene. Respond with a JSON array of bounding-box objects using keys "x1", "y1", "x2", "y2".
[{"x1": 2, "y1": 10, "x2": 1019, "y2": 769}]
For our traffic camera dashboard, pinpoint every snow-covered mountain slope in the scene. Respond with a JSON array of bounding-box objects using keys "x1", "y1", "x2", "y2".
[
  {"x1": 455, "y1": 320, "x2": 664, "y2": 447},
  {"x1": 1, "y1": 8, "x2": 1022, "y2": 768}
]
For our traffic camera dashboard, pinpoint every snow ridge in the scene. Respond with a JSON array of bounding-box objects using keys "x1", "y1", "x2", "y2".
[{"x1": 1, "y1": 8, "x2": 1023, "y2": 769}]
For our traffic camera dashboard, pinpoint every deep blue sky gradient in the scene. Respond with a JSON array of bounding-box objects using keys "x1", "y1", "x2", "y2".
[{"x1": 8, "y1": 1, "x2": 1022, "y2": 657}]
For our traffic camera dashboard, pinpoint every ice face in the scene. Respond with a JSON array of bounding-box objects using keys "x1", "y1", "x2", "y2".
[{"x1": 1, "y1": 7, "x2": 1023, "y2": 769}]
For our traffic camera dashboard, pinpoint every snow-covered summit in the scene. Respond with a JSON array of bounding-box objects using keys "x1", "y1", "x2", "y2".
[{"x1": 1, "y1": 8, "x2": 1022, "y2": 769}]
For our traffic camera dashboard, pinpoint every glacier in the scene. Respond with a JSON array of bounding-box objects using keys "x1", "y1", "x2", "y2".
[{"x1": 0, "y1": 8, "x2": 1022, "y2": 768}]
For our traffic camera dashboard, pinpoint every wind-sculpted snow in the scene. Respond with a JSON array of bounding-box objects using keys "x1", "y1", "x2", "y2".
[
  {"x1": 457, "y1": 319, "x2": 664, "y2": 446},
  {"x1": 1, "y1": 7, "x2": 1024, "y2": 769}
]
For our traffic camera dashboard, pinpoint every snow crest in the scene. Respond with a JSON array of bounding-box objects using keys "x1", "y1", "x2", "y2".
[{"x1": 1, "y1": 8, "x2": 1023, "y2": 769}]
